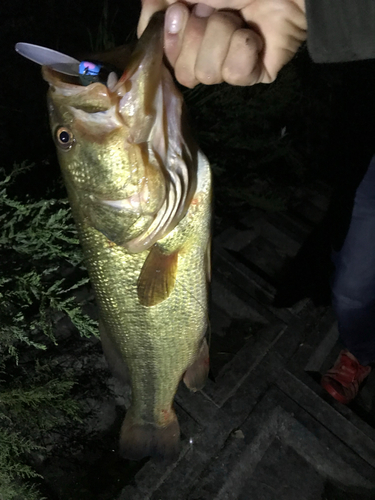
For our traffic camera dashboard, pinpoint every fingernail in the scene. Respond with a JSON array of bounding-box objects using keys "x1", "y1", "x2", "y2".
[
  {"x1": 193, "y1": 3, "x2": 214, "y2": 18},
  {"x1": 166, "y1": 4, "x2": 184, "y2": 34}
]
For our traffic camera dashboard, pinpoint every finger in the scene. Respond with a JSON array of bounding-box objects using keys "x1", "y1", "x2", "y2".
[
  {"x1": 137, "y1": 0, "x2": 170, "y2": 37},
  {"x1": 222, "y1": 28, "x2": 265, "y2": 86},
  {"x1": 195, "y1": 11, "x2": 244, "y2": 85},
  {"x1": 164, "y1": 3, "x2": 190, "y2": 66},
  {"x1": 173, "y1": 5, "x2": 214, "y2": 88}
]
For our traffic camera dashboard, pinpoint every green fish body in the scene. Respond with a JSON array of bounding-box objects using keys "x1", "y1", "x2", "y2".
[{"x1": 43, "y1": 13, "x2": 211, "y2": 460}]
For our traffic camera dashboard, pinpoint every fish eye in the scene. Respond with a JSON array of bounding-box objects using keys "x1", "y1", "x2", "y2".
[{"x1": 56, "y1": 126, "x2": 74, "y2": 150}]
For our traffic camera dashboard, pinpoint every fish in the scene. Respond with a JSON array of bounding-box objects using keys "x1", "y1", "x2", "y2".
[{"x1": 41, "y1": 12, "x2": 212, "y2": 460}]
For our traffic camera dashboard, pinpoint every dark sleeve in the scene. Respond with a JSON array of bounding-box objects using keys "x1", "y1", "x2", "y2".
[{"x1": 305, "y1": 0, "x2": 375, "y2": 63}]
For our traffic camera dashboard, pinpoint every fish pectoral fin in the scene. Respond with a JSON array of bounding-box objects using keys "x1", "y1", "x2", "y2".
[
  {"x1": 119, "y1": 410, "x2": 180, "y2": 461},
  {"x1": 137, "y1": 244, "x2": 178, "y2": 307},
  {"x1": 183, "y1": 338, "x2": 209, "y2": 392}
]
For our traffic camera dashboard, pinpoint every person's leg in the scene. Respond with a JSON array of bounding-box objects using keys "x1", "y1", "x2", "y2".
[
  {"x1": 331, "y1": 155, "x2": 375, "y2": 366},
  {"x1": 322, "y1": 155, "x2": 375, "y2": 403}
]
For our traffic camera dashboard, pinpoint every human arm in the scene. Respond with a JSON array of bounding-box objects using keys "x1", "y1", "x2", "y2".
[
  {"x1": 138, "y1": 0, "x2": 375, "y2": 88},
  {"x1": 305, "y1": 0, "x2": 375, "y2": 62}
]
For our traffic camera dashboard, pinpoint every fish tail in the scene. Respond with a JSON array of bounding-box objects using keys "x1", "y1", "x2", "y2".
[
  {"x1": 183, "y1": 338, "x2": 209, "y2": 392},
  {"x1": 119, "y1": 410, "x2": 180, "y2": 461}
]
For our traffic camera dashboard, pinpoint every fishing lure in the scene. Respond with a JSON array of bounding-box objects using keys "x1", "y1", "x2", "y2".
[{"x1": 15, "y1": 42, "x2": 118, "y2": 86}]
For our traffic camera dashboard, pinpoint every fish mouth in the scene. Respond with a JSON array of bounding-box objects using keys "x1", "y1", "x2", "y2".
[
  {"x1": 42, "y1": 65, "x2": 82, "y2": 88},
  {"x1": 44, "y1": 12, "x2": 195, "y2": 253},
  {"x1": 41, "y1": 42, "x2": 137, "y2": 107},
  {"x1": 43, "y1": 66, "x2": 115, "y2": 113},
  {"x1": 42, "y1": 65, "x2": 123, "y2": 95}
]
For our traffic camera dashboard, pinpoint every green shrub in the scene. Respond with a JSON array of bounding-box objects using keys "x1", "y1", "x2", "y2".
[{"x1": 0, "y1": 163, "x2": 97, "y2": 500}]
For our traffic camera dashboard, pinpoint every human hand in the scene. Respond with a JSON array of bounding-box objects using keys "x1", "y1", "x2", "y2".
[{"x1": 138, "y1": 0, "x2": 307, "y2": 88}]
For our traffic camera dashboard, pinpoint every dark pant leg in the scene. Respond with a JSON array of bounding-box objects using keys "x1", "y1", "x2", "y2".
[{"x1": 331, "y1": 155, "x2": 375, "y2": 366}]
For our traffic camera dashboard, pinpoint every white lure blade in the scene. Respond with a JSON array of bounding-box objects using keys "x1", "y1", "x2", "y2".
[{"x1": 15, "y1": 42, "x2": 80, "y2": 76}]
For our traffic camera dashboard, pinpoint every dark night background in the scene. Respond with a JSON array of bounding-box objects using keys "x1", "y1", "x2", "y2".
[
  {"x1": 3, "y1": 0, "x2": 375, "y2": 257},
  {"x1": 1, "y1": 0, "x2": 375, "y2": 498},
  {"x1": 2, "y1": 0, "x2": 375, "y2": 236},
  {"x1": 1, "y1": 0, "x2": 141, "y2": 188}
]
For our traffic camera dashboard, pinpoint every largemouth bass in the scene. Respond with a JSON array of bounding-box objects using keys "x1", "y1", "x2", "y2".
[{"x1": 42, "y1": 13, "x2": 211, "y2": 460}]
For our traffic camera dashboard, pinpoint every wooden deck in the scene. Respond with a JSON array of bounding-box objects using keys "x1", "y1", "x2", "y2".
[{"x1": 117, "y1": 180, "x2": 375, "y2": 500}]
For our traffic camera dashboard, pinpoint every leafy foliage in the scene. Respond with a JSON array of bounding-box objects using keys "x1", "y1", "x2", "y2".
[
  {"x1": 0, "y1": 371, "x2": 81, "y2": 500},
  {"x1": 0, "y1": 164, "x2": 98, "y2": 499},
  {"x1": 0, "y1": 427, "x2": 44, "y2": 500},
  {"x1": 0, "y1": 163, "x2": 97, "y2": 363}
]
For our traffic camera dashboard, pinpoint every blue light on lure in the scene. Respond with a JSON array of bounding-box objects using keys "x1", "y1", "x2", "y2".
[
  {"x1": 78, "y1": 60, "x2": 109, "y2": 86},
  {"x1": 15, "y1": 43, "x2": 118, "y2": 87},
  {"x1": 79, "y1": 60, "x2": 102, "y2": 76}
]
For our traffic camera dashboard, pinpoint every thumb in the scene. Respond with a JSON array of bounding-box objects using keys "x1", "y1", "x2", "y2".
[{"x1": 137, "y1": 0, "x2": 170, "y2": 37}]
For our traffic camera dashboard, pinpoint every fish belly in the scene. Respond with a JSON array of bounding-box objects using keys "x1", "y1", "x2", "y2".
[{"x1": 72, "y1": 165, "x2": 211, "y2": 459}]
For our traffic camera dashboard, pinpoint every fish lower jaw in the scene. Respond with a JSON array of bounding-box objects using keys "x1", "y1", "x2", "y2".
[
  {"x1": 100, "y1": 181, "x2": 151, "y2": 211},
  {"x1": 101, "y1": 194, "x2": 141, "y2": 211}
]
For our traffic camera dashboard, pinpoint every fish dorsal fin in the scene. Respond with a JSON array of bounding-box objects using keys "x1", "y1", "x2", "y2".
[{"x1": 137, "y1": 244, "x2": 178, "y2": 307}]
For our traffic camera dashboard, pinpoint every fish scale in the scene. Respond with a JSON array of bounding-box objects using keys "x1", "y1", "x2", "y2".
[
  {"x1": 38, "y1": 12, "x2": 212, "y2": 460},
  {"x1": 75, "y1": 175, "x2": 210, "y2": 436}
]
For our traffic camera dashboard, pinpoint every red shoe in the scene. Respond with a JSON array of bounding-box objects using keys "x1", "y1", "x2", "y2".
[{"x1": 321, "y1": 349, "x2": 371, "y2": 404}]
